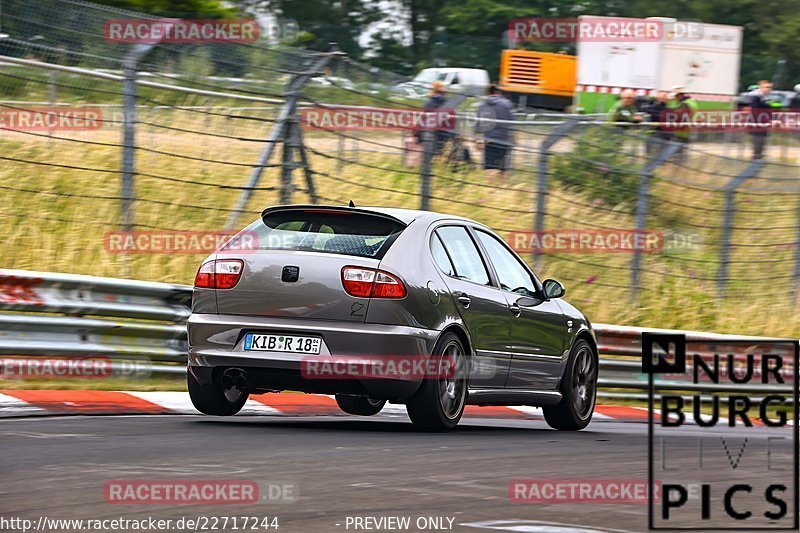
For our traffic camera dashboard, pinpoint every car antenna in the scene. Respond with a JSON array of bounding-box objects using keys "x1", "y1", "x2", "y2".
[{"x1": 348, "y1": 200, "x2": 356, "y2": 207}]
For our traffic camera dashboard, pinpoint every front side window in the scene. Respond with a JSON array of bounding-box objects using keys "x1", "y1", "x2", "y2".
[{"x1": 475, "y1": 230, "x2": 537, "y2": 296}]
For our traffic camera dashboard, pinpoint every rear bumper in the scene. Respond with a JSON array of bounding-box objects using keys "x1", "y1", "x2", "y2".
[{"x1": 187, "y1": 313, "x2": 440, "y2": 400}]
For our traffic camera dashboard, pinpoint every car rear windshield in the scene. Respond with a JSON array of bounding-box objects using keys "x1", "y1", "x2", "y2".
[{"x1": 225, "y1": 209, "x2": 406, "y2": 259}]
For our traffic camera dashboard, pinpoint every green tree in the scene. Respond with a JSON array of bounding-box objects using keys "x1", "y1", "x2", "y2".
[
  {"x1": 92, "y1": 0, "x2": 237, "y2": 18},
  {"x1": 237, "y1": 0, "x2": 382, "y2": 60}
]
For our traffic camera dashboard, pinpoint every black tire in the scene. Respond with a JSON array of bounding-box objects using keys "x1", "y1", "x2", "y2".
[
  {"x1": 335, "y1": 395, "x2": 386, "y2": 416},
  {"x1": 188, "y1": 370, "x2": 248, "y2": 416},
  {"x1": 406, "y1": 332, "x2": 468, "y2": 431},
  {"x1": 543, "y1": 339, "x2": 597, "y2": 430}
]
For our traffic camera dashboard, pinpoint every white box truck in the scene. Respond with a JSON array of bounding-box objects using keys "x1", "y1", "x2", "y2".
[{"x1": 575, "y1": 16, "x2": 743, "y2": 112}]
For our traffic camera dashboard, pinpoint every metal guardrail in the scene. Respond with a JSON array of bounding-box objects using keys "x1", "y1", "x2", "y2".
[
  {"x1": 0, "y1": 269, "x2": 190, "y2": 368},
  {"x1": 0, "y1": 269, "x2": 793, "y2": 396}
]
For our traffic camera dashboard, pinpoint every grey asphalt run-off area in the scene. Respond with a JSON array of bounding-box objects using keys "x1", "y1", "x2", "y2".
[{"x1": 1, "y1": 413, "x2": 796, "y2": 533}]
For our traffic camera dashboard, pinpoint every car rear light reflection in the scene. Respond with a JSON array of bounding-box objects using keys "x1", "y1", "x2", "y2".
[
  {"x1": 194, "y1": 259, "x2": 244, "y2": 289},
  {"x1": 341, "y1": 267, "x2": 374, "y2": 297},
  {"x1": 342, "y1": 267, "x2": 407, "y2": 299},
  {"x1": 194, "y1": 261, "x2": 215, "y2": 288}
]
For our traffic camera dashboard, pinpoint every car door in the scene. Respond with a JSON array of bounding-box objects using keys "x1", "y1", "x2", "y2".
[
  {"x1": 432, "y1": 225, "x2": 511, "y2": 388},
  {"x1": 473, "y1": 228, "x2": 566, "y2": 391}
]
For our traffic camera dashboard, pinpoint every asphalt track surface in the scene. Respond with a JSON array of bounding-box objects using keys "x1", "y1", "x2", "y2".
[{"x1": 2, "y1": 409, "x2": 796, "y2": 533}]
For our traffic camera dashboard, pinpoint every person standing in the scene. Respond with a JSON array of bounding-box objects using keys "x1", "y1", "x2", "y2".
[
  {"x1": 669, "y1": 87, "x2": 698, "y2": 143},
  {"x1": 607, "y1": 89, "x2": 643, "y2": 127},
  {"x1": 642, "y1": 90, "x2": 672, "y2": 155},
  {"x1": 666, "y1": 87, "x2": 698, "y2": 163},
  {"x1": 421, "y1": 80, "x2": 452, "y2": 154},
  {"x1": 748, "y1": 80, "x2": 775, "y2": 160},
  {"x1": 424, "y1": 80, "x2": 447, "y2": 111},
  {"x1": 475, "y1": 84, "x2": 514, "y2": 181}
]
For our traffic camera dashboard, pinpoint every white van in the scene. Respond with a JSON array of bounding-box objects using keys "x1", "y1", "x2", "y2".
[{"x1": 394, "y1": 67, "x2": 490, "y2": 99}]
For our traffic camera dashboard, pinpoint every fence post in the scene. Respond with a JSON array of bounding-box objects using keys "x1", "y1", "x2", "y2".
[
  {"x1": 717, "y1": 159, "x2": 765, "y2": 297},
  {"x1": 294, "y1": 124, "x2": 319, "y2": 204},
  {"x1": 225, "y1": 46, "x2": 340, "y2": 230},
  {"x1": 280, "y1": 116, "x2": 297, "y2": 204},
  {"x1": 419, "y1": 130, "x2": 434, "y2": 210},
  {"x1": 47, "y1": 70, "x2": 57, "y2": 105},
  {"x1": 533, "y1": 118, "x2": 580, "y2": 268},
  {"x1": 399, "y1": 130, "x2": 407, "y2": 168},
  {"x1": 120, "y1": 43, "x2": 157, "y2": 232},
  {"x1": 630, "y1": 142, "x2": 683, "y2": 297},
  {"x1": 337, "y1": 136, "x2": 345, "y2": 172},
  {"x1": 793, "y1": 198, "x2": 800, "y2": 300}
]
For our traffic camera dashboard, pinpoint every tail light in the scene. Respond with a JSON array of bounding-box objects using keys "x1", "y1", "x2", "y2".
[
  {"x1": 194, "y1": 259, "x2": 244, "y2": 289},
  {"x1": 341, "y1": 266, "x2": 407, "y2": 299}
]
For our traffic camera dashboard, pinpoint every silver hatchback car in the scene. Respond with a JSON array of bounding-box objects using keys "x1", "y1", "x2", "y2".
[{"x1": 188, "y1": 205, "x2": 598, "y2": 430}]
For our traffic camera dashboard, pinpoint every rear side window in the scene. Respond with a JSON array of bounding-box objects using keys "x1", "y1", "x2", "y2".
[
  {"x1": 226, "y1": 210, "x2": 405, "y2": 259},
  {"x1": 435, "y1": 226, "x2": 490, "y2": 285},
  {"x1": 430, "y1": 233, "x2": 455, "y2": 276}
]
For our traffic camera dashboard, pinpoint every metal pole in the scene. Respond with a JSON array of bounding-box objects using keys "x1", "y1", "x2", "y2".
[
  {"x1": 420, "y1": 130, "x2": 434, "y2": 210},
  {"x1": 533, "y1": 118, "x2": 580, "y2": 267},
  {"x1": 294, "y1": 125, "x2": 318, "y2": 204},
  {"x1": 120, "y1": 43, "x2": 156, "y2": 232},
  {"x1": 280, "y1": 118, "x2": 297, "y2": 204},
  {"x1": 793, "y1": 198, "x2": 800, "y2": 300},
  {"x1": 47, "y1": 70, "x2": 56, "y2": 138},
  {"x1": 400, "y1": 130, "x2": 406, "y2": 168},
  {"x1": 631, "y1": 142, "x2": 683, "y2": 297},
  {"x1": 337, "y1": 135, "x2": 345, "y2": 173},
  {"x1": 225, "y1": 46, "x2": 340, "y2": 230},
  {"x1": 717, "y1": 159, "x2": 764, "y2": 298},
  {"x1": 47, "y1": 70, "x2": 56, "y2": 105}
]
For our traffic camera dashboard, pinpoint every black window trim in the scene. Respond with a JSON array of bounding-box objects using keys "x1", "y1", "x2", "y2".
[{"x1": 430, "y1": 223, "x2": 494, "y2": 288}]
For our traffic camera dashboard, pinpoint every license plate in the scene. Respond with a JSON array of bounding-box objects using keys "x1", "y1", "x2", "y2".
[{"x1": 243, "y1": 333, "x2": 322, "y2": 355}]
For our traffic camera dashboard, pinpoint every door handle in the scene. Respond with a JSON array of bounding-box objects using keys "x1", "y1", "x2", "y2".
[
  {"x1": 457, "y1": 294, "x2": 471, "y2": 308},
  {"x1": 509, "y1": 303, "x2": 521, "y2": 317}
]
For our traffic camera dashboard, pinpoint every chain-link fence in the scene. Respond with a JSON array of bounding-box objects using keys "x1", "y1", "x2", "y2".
[{"x1": 2, "y1": 0, "x2": 800, "y2": 336}]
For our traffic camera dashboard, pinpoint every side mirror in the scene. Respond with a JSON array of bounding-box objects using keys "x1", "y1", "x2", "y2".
[{"x1": 542, "y1": 279, "x2": 566, "y2": 299}]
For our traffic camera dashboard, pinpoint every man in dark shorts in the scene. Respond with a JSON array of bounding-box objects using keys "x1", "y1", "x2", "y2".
[
  {"x1": 747, "y1": 80, "x2": 776, "y2": 160},
  {"x1": 475, "y1": 84, "x2": 514, "y2": 181}
]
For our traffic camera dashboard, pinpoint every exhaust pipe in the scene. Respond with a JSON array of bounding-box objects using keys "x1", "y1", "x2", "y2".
[
  {"x1": 220, "y1": 368, "x2": 249, "y2": 391},
  {"x1": 234, "y1": 373, "x2": 250, "y2": 391}
]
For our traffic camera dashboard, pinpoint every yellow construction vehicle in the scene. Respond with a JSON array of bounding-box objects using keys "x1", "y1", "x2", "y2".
[{"x1": 499, "y1": 49, "x2": 576, "y2": 110}]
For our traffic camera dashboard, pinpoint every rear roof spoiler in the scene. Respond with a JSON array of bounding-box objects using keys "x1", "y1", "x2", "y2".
[{"x1": 261, "y1": 205, "x2": 409, "y2": 228}]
